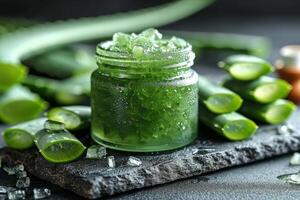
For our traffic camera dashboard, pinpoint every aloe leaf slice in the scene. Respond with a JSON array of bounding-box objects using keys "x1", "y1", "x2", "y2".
[
  {"x1": 34, "y1": 128, "x2": 86, "y2": 163},
  {"x1": 198, "y1": 103, "x2": 257, "y2": 141},
  {"x1": 2, "y1": 118, "x2": 46, "y2": 149},
  {"x1": 198, "y1": 75, "x2": 242, "y2": 114},
  {"x1": 219, "y1": 54, "x2": 273, "y2": 81},
  {"x1": 223, "y1": 76, "x2": 292, "y2": 103},
  {"x1": 47, "y1": 106, "x2": 91, "y2": 131},
  {"x1": 0, "y1": 85, "x2": 48, "y2": 124},
  {"x1": 240, "y1": 99, "x2": 296, "y2": 124}
]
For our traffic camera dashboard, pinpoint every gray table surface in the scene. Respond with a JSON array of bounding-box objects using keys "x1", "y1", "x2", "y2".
[{"x1": 1, "y1": 17, "x2": 300, "y2": 199}]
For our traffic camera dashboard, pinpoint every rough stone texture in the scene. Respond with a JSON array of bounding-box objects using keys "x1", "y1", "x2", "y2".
[{"x1": 1, "y1": 109, "x2": 300, "y2": 199}]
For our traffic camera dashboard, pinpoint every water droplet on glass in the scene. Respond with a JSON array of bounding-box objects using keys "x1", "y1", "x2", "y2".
[
  {"x1": 126, "y1": 156, "x2": 142, "y2": 167},
  {"x1": 107, "y1": 156, "x2": 116, "y2": 168},
  {"x1": 33, "y1": 188, "x2": 51, "y2": 199}
]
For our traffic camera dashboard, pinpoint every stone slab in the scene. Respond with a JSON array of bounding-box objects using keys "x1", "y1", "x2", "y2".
[{"x1": 1, "y1": 109, "x2": 300, "y2": 199}]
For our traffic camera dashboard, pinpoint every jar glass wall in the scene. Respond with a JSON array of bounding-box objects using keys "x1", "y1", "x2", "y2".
[{"x1": 91, "y1": 29, "x2": 199, "y2": 152}]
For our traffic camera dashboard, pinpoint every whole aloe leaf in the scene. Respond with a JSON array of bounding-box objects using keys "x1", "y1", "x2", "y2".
[{"x1": 0, "y1": 0, "x2": 215, "y2": 91}]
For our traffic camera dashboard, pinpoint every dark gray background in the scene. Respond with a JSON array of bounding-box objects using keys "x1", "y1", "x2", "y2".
[
  {"x1": 1, "y1": 1, "x2": 300, "y2": 199},
  {"x1": 1, "y1": 0, "x2": 300, "y2": 20}
]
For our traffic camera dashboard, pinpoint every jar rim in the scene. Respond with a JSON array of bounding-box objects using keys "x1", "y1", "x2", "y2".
[{"x1": 95, "y1": 41, "x2": 195, "y2": 68}]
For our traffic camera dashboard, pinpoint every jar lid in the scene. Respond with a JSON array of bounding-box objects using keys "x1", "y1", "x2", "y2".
[{"x1": 279, "y1": 45, "x2": 300, "y2": 68}]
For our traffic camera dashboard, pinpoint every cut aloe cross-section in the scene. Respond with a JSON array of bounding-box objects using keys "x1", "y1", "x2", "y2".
[
  {"x1": 0, "y1": 85, "x2": 47, "y2": 124},
  {"x1": 35, "y1": 127, "x2": 86, "y2": 163},
  {"x1": 223, "y1": 76, "x2": 292, "y2": 103},
  {"x1": 198, "y1": 104, "x2": 257, "y2": 141},
  {"x1": 2, "y1": 118, "x2": 47, "y2": 149},
  {"x1": 219, "y1": 54, "x2": 273, "y2": 81},
  {"x1": 240, "y1": 99, "x2": 296, "y2": 124},
  {"x1": 198, "y1": 75, "x2": 242, "y2": 114},
  {"x1": 47, "y1": 106, "x2": 91, "y2": 131}
]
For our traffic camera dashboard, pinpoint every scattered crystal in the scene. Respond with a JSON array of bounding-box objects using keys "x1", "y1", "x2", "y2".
[
  {"x1": 277, "y1": 124, "x2": 295, "y2": 135},
  {"x1": 16, "y1": 177, "x2": 30, "y2": 188},
  {"x1": 44, "y1": 120, "x2": 65, "y2": 131},
  {"x1": 107, "y1": 156, "x2": 115, "y2": 168},
  {"x1": 33, "y1": 188, "x2": 51, "y2": 199},
  {"x1": 192, "y1": 148, "x2": 216, "y2": 155},
  {"x1": 14, "y1": 164, "x2": 24, "y2": 172},
  {"x1": 3, "y1": 165, "x2": 17, "y2": 175},
  {"x1": 290, "y1": 152, "x2": 300, "y2": 166},
  {"x1": 278, "y1": 172, "x2": 300, "y2": 185},
  {"x1": 7, "y1": 190, "x2": 25, "y2": 200},
  {"x1": 126, "y1": 156, "x2": 142, "y2": 167},
  {"x1": 86, "y1": 145, "x2": 107, "y2": 159},
  {"x1": 0, "y1": 186, "x2": 7, "y2": 194},
  {"x1": 16, "y1": 171, "x2": 27, "y2": 179}
]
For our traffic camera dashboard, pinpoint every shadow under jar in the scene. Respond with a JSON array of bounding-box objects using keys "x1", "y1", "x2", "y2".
[{"x1": 91, "y1": 40, "x2": 198, "y2": 152}]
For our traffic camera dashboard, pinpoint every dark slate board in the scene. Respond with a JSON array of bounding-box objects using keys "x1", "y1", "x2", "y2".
[{"x1": 1, "y1": 109, "x2": 300, "y2": 199}]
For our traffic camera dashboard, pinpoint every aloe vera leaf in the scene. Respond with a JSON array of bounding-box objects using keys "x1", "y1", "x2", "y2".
[
  {"x1": 240, "y1": 99, "x2": 296, "y2": 125},
  {"x1": 198, "y1": 75, "x2": 242, "y2": 114},
  {"x1": 0, "y1": 18, "x2": 35, "y2": 36},
  {"x1": 218, "y1": 54, "x2": 273, "y2": 81},
  {"x1": 34, "y1": 127, "x2": 86, "y2": 163},
  {"x1": 223, "y1": 76, "x2": 292, "y2": 103},
  {"x1": 198, "y1": 103, "x2": 257, "y2": 141},
  {"x1": 24, "y1": 45, "x2": 97, "y2": 79},
  {"x1": 23, "y1": 74, "x2": 90, "y2": 105},
  {"x1": 0, "y1": 0, "x2": 215, "y2": 90},
  {"x1": 165, "y1": 31, "x2": 271, "y2": 58},
  {"x1": 0, "y1": 85, "x2": 48, "y2": 124},
  {"x1": 2, "y1": 118, "x2": 47, "y2": 149},
  {"x1": 47, "y1": 106, "x2": 91, "y2": 131}
]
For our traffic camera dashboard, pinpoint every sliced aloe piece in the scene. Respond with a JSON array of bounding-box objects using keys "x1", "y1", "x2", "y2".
[
  {"x1": 47, "y1": 106, "x2": 91, "y2": 131},
  {"x1": 218, "y1": 54, "x2": 273, "y2": 81},
  {"x1": 0, "y1": 62, "x2": 27, "y2": 92},
  {"x1": 240, "y1": 99, "x2": 296, "y2": 124},
  {"x1": 0, "y1": 85, "x2": 48, "y2": 124},
  {"x1": 199, "y1": 103, "x2": 257, "y2": 141},
  {"x1": 223, "y1": 76, "x2": 292, "y2": 103},
  {"x1": 198, "y1": 75, "x2": 242, "y2": 113},
  {"x1": 23, "y1": 74, "x2": 90, "y2": 105},
  {"x1": 2, "y1": 118, "x2": 46, "y2": 149},
  {"x1": 34, "y1": 128, "x2": 86, "y2": 163},
  {"x1": 24, "y1": 46, "x2": 96, "y2": 79}
]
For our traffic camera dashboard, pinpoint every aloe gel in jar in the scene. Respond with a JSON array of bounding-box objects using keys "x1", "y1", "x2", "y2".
[{"x1": 91, "y1": 29, "x2": 198, "y2": 152}]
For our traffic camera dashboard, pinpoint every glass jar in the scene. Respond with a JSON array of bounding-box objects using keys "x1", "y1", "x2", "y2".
[{"x1": 91, "y1": 41, "x2": 198, "y2": 152}]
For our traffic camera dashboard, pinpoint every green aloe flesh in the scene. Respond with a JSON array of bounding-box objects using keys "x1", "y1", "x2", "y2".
[
  {"x1": 47, "y1": 106, "x2": 91, "y2": 131},
  {"x1": 0, "y1": 0, "x2": 214, "y2": 89},
  {"x1": 240, "y1": 99, "x2": 296, "y2": 125},
  {"x1": 223, "y1": 76, "x2": 292, "y2": 103},
  {"x1": 219, "y1": 55, "x2": 273, "y2": 81},
  {"x1": 0, "y1": 63, "x2": 27, "y2": 92},
  {"x1": 198, "y1": 104, "x2": 257, "y2": 141},
  {"x1": 23, "y1": 74, "x2": 90, "y2": 105},
  {"x1": 165, "y1": 31, "x2": 271, "y2": 58},
  {"x1": 34, "y1": 128, "x2": 86, "y2": 163},
  {"x1": 24, "y1": 46, "x2": 96, "y2": 79},
  {"x1": 2, "y1": 118, "x2": 46, "y2": 149},
  {"x1": 198, "y1": 75, "x2": 242, "y2": 114},
  {"x1": 0, "y1": 85, "x2": 47, "y2": 124}
]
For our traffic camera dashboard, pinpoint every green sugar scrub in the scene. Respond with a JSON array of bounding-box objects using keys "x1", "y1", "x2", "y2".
[{"x1": 92, "y1": 29, "x2": 199, "y2": 152}]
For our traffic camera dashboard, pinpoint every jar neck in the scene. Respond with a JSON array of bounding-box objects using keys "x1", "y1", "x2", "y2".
[{"x1": 95, "y1": 42, "x2": 195, "y2": 79}]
